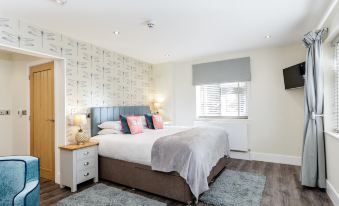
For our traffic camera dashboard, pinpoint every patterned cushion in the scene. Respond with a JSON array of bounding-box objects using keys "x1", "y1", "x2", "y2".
[
  {"x1": 120, "y1": 115, "x2": 131, "y2": 134},
  {"x1": 126, "y1": 116, "x2": 144, "y2": 134},
  {"x1": 144, "y1": 113, "x2": 155, "y2": 129},
  {"x1": 152, "y1": 114, "x2": 164, "y2": 129}
]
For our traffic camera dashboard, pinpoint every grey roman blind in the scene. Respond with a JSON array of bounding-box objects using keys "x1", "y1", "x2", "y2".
[{"x1": 192, "y1": 57, "x2": 251, "y2": 85}]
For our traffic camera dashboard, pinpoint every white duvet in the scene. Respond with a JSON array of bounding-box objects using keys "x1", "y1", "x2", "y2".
[{"x1": 91, "y1": 126, "x2": 189, "y2": 166}]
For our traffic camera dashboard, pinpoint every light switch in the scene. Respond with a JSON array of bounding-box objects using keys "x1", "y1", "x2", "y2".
[{"x1": 0, "y1": 110, "x2": 10, "y2": 115}]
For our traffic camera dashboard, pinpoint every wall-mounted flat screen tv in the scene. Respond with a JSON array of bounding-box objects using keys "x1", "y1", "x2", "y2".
[{"x1": 283, "y1": 62, "x2": 305, "y2": 90}]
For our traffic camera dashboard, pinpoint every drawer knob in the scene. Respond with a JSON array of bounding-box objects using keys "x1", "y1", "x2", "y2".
[
  {"x1": 83, "y1": 151, "x2": 89, "y2": 155},
  {"x1": 84, "y1": 162, "x2": 90, "y2": 166},
  {"x1": 84, "y1": 172, "x2": 90, "y2": 177}
]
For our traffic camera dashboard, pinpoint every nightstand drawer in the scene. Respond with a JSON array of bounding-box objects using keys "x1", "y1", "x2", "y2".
[
  {"x1": 77, "y1": 157, "x2": 96, "y2": 171},
  {"x1": 76, "y1": 146, "x2": 96, "y2": 160},
  {"x1": 77, "y1": 167, "x2": 96, "y2": 184}
]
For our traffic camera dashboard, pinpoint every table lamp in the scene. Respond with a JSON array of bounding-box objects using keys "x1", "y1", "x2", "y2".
[{"x1": 73, "y1": 114, "x2": 89, "y2": 145}]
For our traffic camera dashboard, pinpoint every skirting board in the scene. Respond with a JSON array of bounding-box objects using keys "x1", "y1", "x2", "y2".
[
  {"x1": 230, "y1": 151, "x2": 251, "y2": 160},
  {"x1": 250, "y1": 152, "x2": 301, "y2": 166},
  {"x1": 327, "y1": 180, "x2": 339, "y2": 206},
  {"x1": 229, "y1": 151, "x2": 301, "y2": 166},
  {"x1": 55, "y1": 173, "x2": 60, "y2": 184}
]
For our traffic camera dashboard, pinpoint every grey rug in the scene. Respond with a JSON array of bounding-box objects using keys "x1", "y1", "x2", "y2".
[
  {"x1": 56, "y1": 183, "x2": 166, "y2": 206},
  {"x1": 200, "y1": 169, "x2": 266, "y2": 206}
]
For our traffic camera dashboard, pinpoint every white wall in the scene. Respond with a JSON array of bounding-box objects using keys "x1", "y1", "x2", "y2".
[
  {"x1": 0, "y1": 51, "x2": 47, "y2": 156},
  {"x1": 153, "y1": 63, "x2": 174, "y2": 121},
  {"x1": 154, "y1": 43, "x2": 306, "y2": 158},
  {"x1": 0, "y1": 52, "x2": 14, "y2": 155},
  {"x1": 11, "y1": 54, "x2": 46, "y2": 155},
  {"x1": 323, "y1": 2, "x2": 339, "y2": 204}
]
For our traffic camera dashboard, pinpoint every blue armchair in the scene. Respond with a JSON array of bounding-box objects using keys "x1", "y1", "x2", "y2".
[{"x1": 0, "y1": 156, "x2": 40, "y2": 206}]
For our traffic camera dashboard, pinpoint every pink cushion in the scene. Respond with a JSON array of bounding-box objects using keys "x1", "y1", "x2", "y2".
[
  {"x1": 152, "y1": 114, "x2": 164, "y2": 129},
  {"x1": 126, "y1": 116, "x2": 144, "y2": 134}
]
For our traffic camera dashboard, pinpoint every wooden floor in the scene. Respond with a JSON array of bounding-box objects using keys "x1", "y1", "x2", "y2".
[{"x1": 40, "y1": 158, "x2": 332, "y2": 206}]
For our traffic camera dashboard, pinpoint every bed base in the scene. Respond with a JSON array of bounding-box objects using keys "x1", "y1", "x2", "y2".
[{"x1": 99, "y1": 156, "x2": 227, "y2": 204}]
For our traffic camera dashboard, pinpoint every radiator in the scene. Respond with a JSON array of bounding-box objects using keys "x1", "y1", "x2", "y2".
[{"x1": 194, "y1": 120, "x2": 248, "y2": 152}]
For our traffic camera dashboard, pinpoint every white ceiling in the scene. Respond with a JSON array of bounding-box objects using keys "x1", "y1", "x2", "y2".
[{"x1": 0, "y1": 0, "x2": 332, "y2": 64}]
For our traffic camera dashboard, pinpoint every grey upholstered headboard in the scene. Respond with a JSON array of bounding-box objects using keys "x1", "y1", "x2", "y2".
[{"x1": 90, "y1": 106, "x2": 151, "y2": 137}]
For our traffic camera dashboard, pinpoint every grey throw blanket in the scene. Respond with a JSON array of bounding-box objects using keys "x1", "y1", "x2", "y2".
[{"x1": 151, "y1": 126, "x2": 230, "y2": 199}]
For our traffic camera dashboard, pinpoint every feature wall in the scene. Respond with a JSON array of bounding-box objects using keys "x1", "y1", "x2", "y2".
[{"x1": 0, "y1": 17, "x2": 154, "y2": 141}]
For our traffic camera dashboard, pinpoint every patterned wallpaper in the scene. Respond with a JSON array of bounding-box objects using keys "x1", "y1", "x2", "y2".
[{"x1": 0, "y1": 17, "x2": 154, "y2": 141}]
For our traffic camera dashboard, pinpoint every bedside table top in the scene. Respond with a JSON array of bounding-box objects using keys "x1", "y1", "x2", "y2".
[{"x1": 59, "y1": 141, "x2": 99, "y2": 151}]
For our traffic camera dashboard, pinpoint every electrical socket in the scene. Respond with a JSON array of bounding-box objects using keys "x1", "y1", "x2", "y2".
[{"x1": 0, "y1": 110, "x2": 10, "y2": 115}]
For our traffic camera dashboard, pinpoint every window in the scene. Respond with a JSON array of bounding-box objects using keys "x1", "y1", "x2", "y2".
[
  {"x1": 334, "y1": 42, "x2": 339, "y2": 132},
  {"x1": 196, "y1": 82, "x2": 249, "y2": 118}
]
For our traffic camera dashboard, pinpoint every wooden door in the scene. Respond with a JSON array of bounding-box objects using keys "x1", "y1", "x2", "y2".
[{"x1": 30, "y1": 62, "x2": 55, "y2": 181}]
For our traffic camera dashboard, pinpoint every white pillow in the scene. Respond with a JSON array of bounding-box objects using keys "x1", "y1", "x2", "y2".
[
  {"x1": 98, "y1": 121, "x2": 122, "y2": 130},
  {"x1": 98, "y1": 129, "x2": 122, "y2": 135}
]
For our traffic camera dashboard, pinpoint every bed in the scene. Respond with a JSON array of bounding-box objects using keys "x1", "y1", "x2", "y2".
[{"x1": 90, "y1": 106, "x2": 230, "y2": 204}]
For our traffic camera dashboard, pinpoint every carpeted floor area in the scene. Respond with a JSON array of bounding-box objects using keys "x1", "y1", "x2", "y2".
[
  {"x1": 40, "y1": 158, "x2": 333, "y2": 206},
  {"x1": 56, "y1": 184, "x2": 166, "y2": 206},
  {"x1": 56, "y1": 169, "x2": 266, "y2": 206},
  {"x1": 200, "y1": 170, "x2": 266, "y2": 206}
]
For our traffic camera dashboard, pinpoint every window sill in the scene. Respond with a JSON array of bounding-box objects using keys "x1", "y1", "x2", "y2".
[
  {"x1": 325, "y1": 131, "x2": 339, "y2": 141},
  {"x1": 195, "y1": 118, "x2": 251, "y2": 122}
]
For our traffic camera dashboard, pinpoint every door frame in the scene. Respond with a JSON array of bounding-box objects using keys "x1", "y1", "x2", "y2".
[
  {"x1": 29, "y1": 61, "x2": 55, "y2": 180},
  {"x1": 0, "y1": 44, "x2": 66, "y2": 184}
]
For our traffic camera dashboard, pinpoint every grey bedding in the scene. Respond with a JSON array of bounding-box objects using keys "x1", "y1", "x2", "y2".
[{"x1": 151, "y1": 126, "x2": 230, "y2": 199}]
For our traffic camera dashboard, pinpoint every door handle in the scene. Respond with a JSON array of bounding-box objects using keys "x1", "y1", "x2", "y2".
[{"x1": 46, "y1": 119, "x2": 55, "y2": 122}]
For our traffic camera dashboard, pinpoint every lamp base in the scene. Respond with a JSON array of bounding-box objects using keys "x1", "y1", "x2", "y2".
[{"x1": 75, "y1": 130, "x2": 90, "y2": 145}]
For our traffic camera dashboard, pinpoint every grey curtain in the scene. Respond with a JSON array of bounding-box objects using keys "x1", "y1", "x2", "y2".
[{"x1": 301, "y1": 28, "x2": 328, "y2": 188}]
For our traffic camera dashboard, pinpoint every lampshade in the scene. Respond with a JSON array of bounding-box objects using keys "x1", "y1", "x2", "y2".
[
  {"x1": 73, "y1": 114, "x2": 87, "y2": 126},
  {"x1": 153, "y1": 102, "x2": 161, "y2": 109}
]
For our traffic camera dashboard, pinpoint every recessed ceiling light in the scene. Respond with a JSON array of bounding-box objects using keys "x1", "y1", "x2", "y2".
[
  {"x1": 113, "y1": 31, "x2": 120, "y2": 35},
  {"x1": 265, "y1": 35, "x2": 271, "y2": 39},
  {"x1": 145, "y1": 20, "x2": 156, "y2": 29},
  {"x1": 54, "y1": 0, "x2": 67, "y2": 5},
  {"x1": 166, "y1": 54, "x2": 170, "y2": 57}
]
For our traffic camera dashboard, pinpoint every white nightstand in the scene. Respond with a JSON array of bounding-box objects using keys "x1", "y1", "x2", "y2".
[{"x1": 59, "y1": 141, "x2": 99, "y2": 192}]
